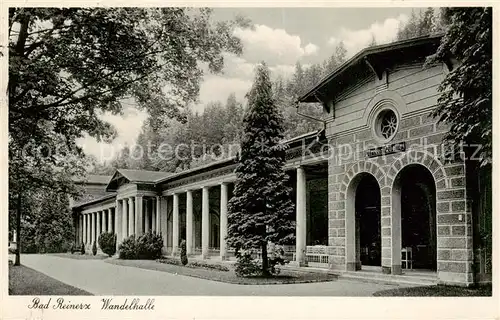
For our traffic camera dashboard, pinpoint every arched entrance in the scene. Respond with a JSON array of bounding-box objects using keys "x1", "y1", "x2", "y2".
[
  {"x1": 393, "y1": 164, "x2": 437, "y2": 271},
  {"x1": 346, "y1": 172, "x2": 381, "y2": 271}
]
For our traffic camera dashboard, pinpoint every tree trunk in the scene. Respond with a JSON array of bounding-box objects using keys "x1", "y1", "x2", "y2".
[
  {"x1": 14, "y1": 191, "x2": 22, "y2": 266},
  {"x1": 261, "y1": 241, "x2": 269, "y2": 276}
]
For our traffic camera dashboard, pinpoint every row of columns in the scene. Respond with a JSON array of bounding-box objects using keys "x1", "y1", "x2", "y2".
[
  {"x1": 170, "y1": 184, "x2": 228, "y2": 260},
  {"x1": 115, "y1": 196, "x2": 162, "y2": 243},
  {"x1": 78, "y1": 166, "x2": 305, "y2": 260},
  {"x1": 79, "y1": 208, "x2": 115, "y2": 247}
]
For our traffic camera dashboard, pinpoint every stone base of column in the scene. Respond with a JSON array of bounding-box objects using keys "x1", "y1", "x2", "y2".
[
  {"x1": 220, "y1": 255, "x2": 228, "y2": 261},
  {"x1": 382, "y1": 266, "x2": 392, "y2": 274},
  {"x1": 346, "y1": 262, "x2": 356, "y2": 271},
  {"x1": 201, "y1": 253, "x2": 209, "y2": 260},
  {"x1": 391, "y1": 264, "x2": 402, "y2": 275}
]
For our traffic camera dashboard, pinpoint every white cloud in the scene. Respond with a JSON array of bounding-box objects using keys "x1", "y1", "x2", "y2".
[
  {"x1": 327, "y1": 14, "x2": 409, "y2": 57},
  {"x1": 234, "y1": 24, "x2": 319, "y2": 65},
  {"x1": 196, "y1": 75, "x2": 253, "y2": 112},
  {"x1": 304, "y1": 43, "x2": 319, "y2": 55},
  {"x1": 76, "y1": 106, "x2": 148, "y2": 162}
]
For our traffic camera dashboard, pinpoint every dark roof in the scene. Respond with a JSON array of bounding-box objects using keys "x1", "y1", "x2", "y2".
[
  {"x1": 71, "y1": 193, "x2": 117, "y2": 209},
  {"x1": 105, "y1": 169, "x2": 172, "y2": 191},
  {"x1": 117, "y1": 169, "x2": 171, "y2": 183},
  {"x1": 298, "y1": 34, "x2": 443, "y2": 103},
  {"x1": 73, "y1": 174, "x2": 112, "y2": 185}
]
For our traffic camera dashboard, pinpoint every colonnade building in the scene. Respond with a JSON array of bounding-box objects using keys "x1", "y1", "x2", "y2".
[{"x1": 71, "y1": 35, "x2": 492, "y2": 286}]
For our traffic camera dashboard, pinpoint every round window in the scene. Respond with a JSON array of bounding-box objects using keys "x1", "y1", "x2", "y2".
[{"x1": 374, "y1": 108, "x2": 399, "y2": 142}]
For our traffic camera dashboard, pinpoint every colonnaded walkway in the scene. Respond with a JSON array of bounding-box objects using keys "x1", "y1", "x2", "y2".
[{"x1": 18, "y1": 254, "x2": 400, "y2": 296}]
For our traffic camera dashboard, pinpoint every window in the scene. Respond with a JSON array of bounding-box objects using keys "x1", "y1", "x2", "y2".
[{"x1": 373, "y1": 107, "x2": 399, "y2": 143}]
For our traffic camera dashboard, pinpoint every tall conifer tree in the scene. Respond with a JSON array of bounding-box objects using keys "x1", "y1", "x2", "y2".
[{"x1": 227, "y1": 63, "x2": 295, "y2": 276}]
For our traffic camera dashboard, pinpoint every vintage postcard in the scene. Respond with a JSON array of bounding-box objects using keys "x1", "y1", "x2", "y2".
[{"x1": 1, "y1": 2, "x2": 497, "y2": 319}]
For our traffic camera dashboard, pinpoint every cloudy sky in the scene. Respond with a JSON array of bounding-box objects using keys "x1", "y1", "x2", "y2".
[{"x1": 78, "y1": 7, "x2": 419, "y2": 162}]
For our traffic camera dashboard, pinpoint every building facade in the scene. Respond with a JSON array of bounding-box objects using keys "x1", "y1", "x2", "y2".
[{"x1": 72, "y1": 35, "x2": 491, "y2": 286}]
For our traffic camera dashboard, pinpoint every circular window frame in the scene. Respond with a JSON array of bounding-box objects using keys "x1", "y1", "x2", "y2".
[{"x1": 371, "y1": 105, "x2": 400, "y2": 144}]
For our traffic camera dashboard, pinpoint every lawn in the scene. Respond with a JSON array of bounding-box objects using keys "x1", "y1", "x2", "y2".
[
  {"x1": 106, "y1": 258, "x2": 337, "y2": 285},
  {"x1": 50, "y1": 252, "x2": 109, "y2": 260},
  {"x1": 373, "y1": 285, "x2": 492, "y2": 296},
  {"x1": 9, "y1": 264, "x2": 92, "y2": 295}
]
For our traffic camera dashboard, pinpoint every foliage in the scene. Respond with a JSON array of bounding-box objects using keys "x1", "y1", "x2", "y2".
[
  {"x1": 227, "y1": 63, "x2": 295, "y2": 276},
  {"x1": 118, "y1": 235, "x2": 137, "y2": 259},
  {"x1": 180, "y1": 239, "x2": 188, "y2": 266},
  {"x1": 92, "y1": 241, "x2": 97, "y2": 256},
  {"x1": 98, "y1": 232, "x2": 117, "y2": 257},
  {"x1": 119, "y1": 233, "x2": 163, "y2": 259},
  {"x1": 136, "y1": 233, "x2": 164, "y2": 259},
  {"x1": 397, "y1": 8, "x2": 446, "y2": 41},
  {"x1": 8, "y1": 7, "x2": 248, "y2": 265},
  {"x1": 157, "y1": 257, "x2": 230, "y2": 271},
  {"x1": 12, "y1": 189, "x2": 75, "y2": 254},
  {"x1": 234, "y1": 251, "x2": 261, "y2": 277},
  {"x1": 427, "y1": 7, "x2": 492, "y2": 164},
  {"x1": 70, "y1": 244, "x2": 75, "y2": 254},
  {"x1": 80, "y1": 242, "x2": 85, "y2": 255}
]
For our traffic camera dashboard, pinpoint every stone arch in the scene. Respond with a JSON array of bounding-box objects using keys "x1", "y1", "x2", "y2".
[
  {"x1": 340, "y1": 160, "x2": 387, "y2": 196},
  {"x1": 388, "y1": 149, "x2": 447, "y2": 274},
  {"x1": 342, "y1": 160, "x2": 386, "y2": 271},
  {"x1": 387, "y1": 149, "x2": 449, "y2": 192}
]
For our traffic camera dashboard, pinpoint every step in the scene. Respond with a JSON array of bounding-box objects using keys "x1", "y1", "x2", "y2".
[{"x1": 341, "y1": 271, "x2": 437, "y2": 286}]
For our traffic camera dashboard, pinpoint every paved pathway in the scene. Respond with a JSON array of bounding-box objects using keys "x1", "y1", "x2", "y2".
[{"x1": 19, "y1": 254, "x2": 400, "y2": 296}]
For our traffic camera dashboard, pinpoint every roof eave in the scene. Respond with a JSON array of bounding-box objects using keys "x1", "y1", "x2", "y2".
[{"x1": 298, "y1": 34, "x2": 444, "y2": 103}]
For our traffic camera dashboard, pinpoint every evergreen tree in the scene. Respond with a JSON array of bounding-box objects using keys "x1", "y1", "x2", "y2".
[{"x1": 227, "y1": 63, "x2": 295, "y2": 276}]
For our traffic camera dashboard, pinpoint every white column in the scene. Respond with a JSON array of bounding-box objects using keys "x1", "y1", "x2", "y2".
[
  {"x1": 121, "y1": 199, "x2": 128, "y2": 238},
  {"x1": 115, "y1": 200, "x2": 122, "y2": 246},
  {"x1": 161, "y1": 197, "x2": 168, "y2": 250},
  {"x1": 220, "y1": 183, "x2": 228, "y2": 260},
  {"x1": 295, "y1": 166, "x2": 307, "y2": 266},
  {"x1": 155, "y1": 196, "x2": 161, "y2": 235},
  {"x1": 86, "y1": 214, "x2": 90, "y2": 244},
  {"x1": 152, "y1": 201, "x2": 157, "y2": 233},
  {"x1": 108, "y1": 209, "x2": 113, "y2": 233},
  {"x1": 145, "y1": 198, "x2": 150, "y2": 233},
  {"x1": 135, "y1": 195, "x2": 143, "y2": 236},
  {"x1": 83, "y1": 214, "x2": 87, "y2": 244},
  {"x1": 97, "y1": 211, "x2": 102, "y2": 247},
  {"x1": 91, "y1": 212, "x2": 95, "y2": 245},
  {"x1": 202, "y1": 186, "x2": 210, "y2": 259},
  {"x1": 172, "y1": 193, "x2": 179, "y2": 255},
  {"x1": 77, "y1": 214, "x2": 85, "y2": 245},
  {"x1": 186, "y1": 190, "x2": 194, "y2": 255},
  {"x1": 128, "y1": 197, "x2": 134, "y2": 236}
]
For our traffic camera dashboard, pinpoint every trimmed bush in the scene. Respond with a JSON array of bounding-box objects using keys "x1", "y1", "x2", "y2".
[
  {"x1": 136, "y1": 233, "x2": 163, "y2": 259},
  {"x1": 180, "y1": 240, "x2": 188, "y2": 265},
  {"x1": 80, "y1": 242, "x2": 85, "y2": 255},
  {"x1": 92, "y1": 241, "x2": 97, "y2": 256},
  {"x1": 98, "y1": 232, "x2": 117, "y2": 257},
  {"x1": 119, "y1": 233, "x2": 163, "y2": 260},
  {"x1": 118, "y1": 235, "x2": 137, "y2": 259}
]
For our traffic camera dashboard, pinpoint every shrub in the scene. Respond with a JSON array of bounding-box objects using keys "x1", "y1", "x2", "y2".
[
  {"x1": 189, "y1": 261, "x2": 230, "y2": 272},
  {"x1": 80, "y1": 242, "x2": 85, "y2": 255},
  {"x1": 92, "y1": 241, "x2": 97, "y2": 256},
  {"x1": 98, "y1": 232, "x2": 117, "y2": 257},
  {"x1": 180, "y1": 240, "x2": 188, "y2": 265},
  {"x1": 119, "y1": 233, "x2": 163, "y2": 260},
  {"x1": 234, "y1": 250, "x2": 261, "y2": 277},
  {"x1": 136, "y1": 233, "x2": 163, "y2": 259},
  {"x1": 118, "y1": 235, "x2": 137, "y2": 259},
  {"x1": 70, "y1": 244, "x2": 75, "y2": 254}
]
